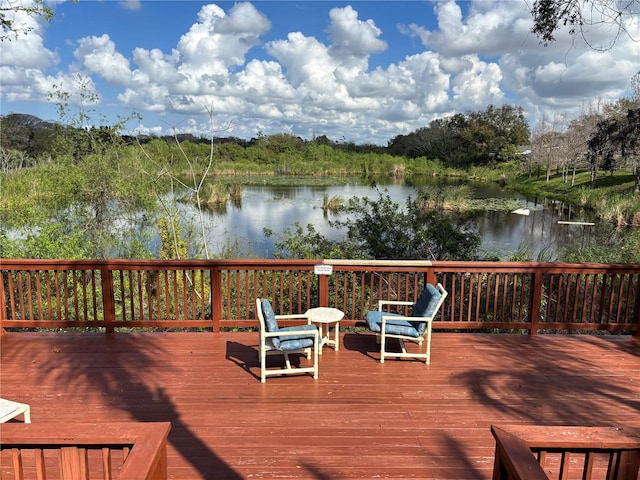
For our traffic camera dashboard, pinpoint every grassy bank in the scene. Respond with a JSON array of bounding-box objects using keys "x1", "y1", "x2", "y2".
[{"x1": 505, "y1": 169, "x2": 640, "y2": 226}]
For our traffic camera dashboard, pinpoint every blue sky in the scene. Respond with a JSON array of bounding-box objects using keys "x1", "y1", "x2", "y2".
[{"x1": 1, "y1": 1, "x2": 638, "y2": 144}]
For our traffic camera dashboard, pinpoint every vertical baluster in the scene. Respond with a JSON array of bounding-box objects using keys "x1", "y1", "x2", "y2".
[
  {"x1": 607, "y1": 450, "x2": 620, "y2": 480},
  {"x1": 12, "y1": 448, "x2": 24, "y2": 480},
  {"x1": 102, "y1": 447, "x2": 112, "y2": 480},
  {"x1": 80, "y1": 269, "x2": 89, "y2": 321},
  {"x1": 466, "y1": 273, "x2": 474, "y2": 322},
  {"x1": 162, "y1": 270, "x2": 169, "y2": 321},
  {"x1": 146, "y1": 270, "x2": 153, "y2": 321},
  {"x1": 558, "y1": 451, "x2": 570, "y2": 480},
  {"x1": 555, "y1": 274, "x2": 564, "y2": 325},
  {"x1": 34, "y1": 448, "x2": 46, "y2": 480},
  {"x1": 588, "y1": 273, "x2": 599, "y2": 323},
  {"x1": 582, "y1": 451, "x2": 595, "y2": 480},
  {"x1": 35, "y1": 270, "x2": 44, "y2": 321},
  {"x1": 562, "y1": 273, "x2": 572, "y2": 325},
  {"x1": 53, "y1": 270, "x2": 61, "y2": 321},
  {"x1": 490, "y1": 273, "x2": 500, "y2": 320},
  {"x1": 469, "y1": 273, "x2": 482, "y2": 321},
  {"x1": 72, "y1": 270, "x2": 81, "y2": 322},
  {"x1": 6, "y1": 272, "x2": 17, "y2": 320},
  {"x1": 606, "y1": 274, "x2": 617, "y2": 324},
  {"x1": 199, "y1": 268, "x2": 206, "y2": 321}
]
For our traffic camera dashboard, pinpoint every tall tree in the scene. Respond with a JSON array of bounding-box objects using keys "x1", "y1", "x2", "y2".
[
  {"x1": 588, "y1": 105, "x2": 640, "y2": 190},
  {"x1": 531, "y1": 114, "x2": 568, "y2": 181}
]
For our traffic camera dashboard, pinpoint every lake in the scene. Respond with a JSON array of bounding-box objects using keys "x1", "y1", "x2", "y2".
[{"x1": 165, "y1": 177, "x2": 608, "y2": 260}]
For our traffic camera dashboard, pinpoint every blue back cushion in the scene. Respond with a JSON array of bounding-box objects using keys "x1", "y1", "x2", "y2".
[
  {"x1": 411, "y1": 283, "x2": 442, "y2": 318},
  {"x1": 261, "y1": 299, "x2": 280, "y2": 333}
]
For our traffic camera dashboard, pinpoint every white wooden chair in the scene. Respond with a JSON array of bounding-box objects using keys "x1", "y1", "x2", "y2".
[
  {"x1": 256, "y1": 298, "x2": 320, "y2": 383},
  {"x1": 365, "y1": 283, "x2": 448, "y2": 364},
  {"x1": 0, "y1": 398, "x2": 31, "y2": 423}
]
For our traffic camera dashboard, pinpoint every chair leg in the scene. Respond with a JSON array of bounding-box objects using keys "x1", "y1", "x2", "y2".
[
  {"x1": 425, "y1": 322, "x2": 432, "y2": 365},
  {"x1": 284, "y1": 352, "x2": 292, "y2": 369},
  {"x1": 399, "y1": 338, "x2": 408, "y2": 355},
  {"x1": 380, "y1": 331, "x2": 386, "y2": 363},
  {"x1": 261, "y1": 348, "x2": 267, "y2": 383},
  {"x1": 313, "y1": 335, "x2": 319, "y2": 379}
]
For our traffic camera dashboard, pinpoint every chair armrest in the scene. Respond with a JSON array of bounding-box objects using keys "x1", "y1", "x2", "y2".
[{"x1": 377, "y1": 300, "x2": 414, "y2": 311}]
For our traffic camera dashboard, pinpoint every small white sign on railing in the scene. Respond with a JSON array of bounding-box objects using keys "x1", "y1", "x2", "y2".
[{"x1": 314, "y1": 264, "x2": 333, "y2": 275}]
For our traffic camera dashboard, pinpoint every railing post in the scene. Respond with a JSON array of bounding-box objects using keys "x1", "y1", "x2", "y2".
[
  {"x1": 101, "y1": 267, "x2": 116, "y2": 334},
  {"x1": 425, "y1": 268, "x2": 437, "y2": 287},
  {"x1": 210, "y1": 267, "x2": 222, "y2": 333},
  {"x1": 528, "y1": 270, "x2": 543, "y2": 336}
]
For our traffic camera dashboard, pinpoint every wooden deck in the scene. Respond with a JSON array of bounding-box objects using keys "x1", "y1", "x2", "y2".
[{"x1": 1, "y1": 331, "x2": 639, "y2": 479}]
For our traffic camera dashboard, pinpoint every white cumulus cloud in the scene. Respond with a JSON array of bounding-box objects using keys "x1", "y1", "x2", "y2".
[{"x1": 1, "y1": 0, "x2": 638, "y2": 145}]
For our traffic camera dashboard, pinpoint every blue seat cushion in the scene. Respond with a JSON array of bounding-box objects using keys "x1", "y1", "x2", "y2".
[
  {"x1": 411, "y1": 283, "x2": 442, "y2": 318},
  {"x1": 277, "y1": 324, "x2": 318, "y2": 351},
  {"x1": 365, "y1": 311, "x2": 423, "y2": 338}
]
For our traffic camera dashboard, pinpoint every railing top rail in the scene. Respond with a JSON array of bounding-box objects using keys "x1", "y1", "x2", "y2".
[
  {"x1": 493, "y1": 424, "x2": 640, "y2": 449},
  {"x1": 2, "y1": 258, "x2": 639, "y2": 272},
  {"x1": 0, "y1": 258, "x2": 323, "y2": 269},
  {"x1": 324, "y1": 259, "x2": 433, "y2": 267},
  {"x1": 0, "y1": 421, "x2": 171, "y2": 446}
]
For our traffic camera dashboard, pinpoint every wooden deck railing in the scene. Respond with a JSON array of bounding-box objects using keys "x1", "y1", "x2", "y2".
[
  {"x1": 0, "y1": 422, "x2": 171, "y2": 480},
  {"x1": 491, "y1": 425, "x2": 640, "y2": 480},
  {"x1": 1, "y1": 259, "x2": 639, "y2": 335}
]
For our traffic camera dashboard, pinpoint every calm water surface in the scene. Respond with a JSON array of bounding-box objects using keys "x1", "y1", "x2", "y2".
[{"x1": 169, "y1": 178, "x2": 604, "y2": 259}]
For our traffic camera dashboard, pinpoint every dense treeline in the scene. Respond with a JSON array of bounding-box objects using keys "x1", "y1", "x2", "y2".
[
  {"x1": 0, "y1": 113, "x2": 388, "y2": 172},
  {"x1": 0, "y1": 104, "x2": 531, "y2": 171},
  {"x1": 0, "y1": 105, "x2": 530, "y2": 168},
  {"x1": 387, "y1": 105, "x2": 530, "y2": 166}
]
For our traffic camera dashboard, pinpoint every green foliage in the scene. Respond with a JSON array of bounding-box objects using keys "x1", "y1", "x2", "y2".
[
  {"x1": 468, "y1": 160, "x2": 525, "y2": 183},
  {"x1": 265, "y1": 223, "x2": 347, "y2": 260},
  {"x1": 46, "y1": 74, "x2": 142, "y2": 162},
  {"x1": 416, "y1": 185, "x2": 472, "y2": 211},
  {"x1": 0, "y1": 114, "x2": 58, "y2": 163},
  {"x1": 0, "y1": 224, "x2": 89, "y2": 259},
  {"x1": 321, "y1": 194, "x2": 345, "y2": 214},
  {"x1": 388, "y1": 104, "x2": 530, "y2": 167},
  {"x1": 158, "y1": 216, "x2": 188, "y2": 260},
  {"x1": 0, "y1": 143, "x2": 156, "y2": 258},
  {"x1": 267, "y1": 189, "x2": 481, "y2": 261},
  {"x1": 560, "y1": 224, "x2": 640, "y2": 263},
  {"x1": 587, "y1": 107, "x2": 640, "y2": 189}
]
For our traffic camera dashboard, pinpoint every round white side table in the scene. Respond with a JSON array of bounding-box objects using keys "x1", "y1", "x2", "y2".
[{"x1": 305, "y1": 307, "x2": 344, "y2": 354}]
